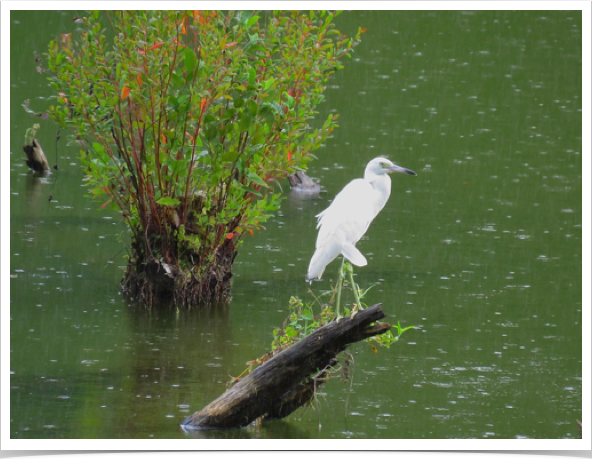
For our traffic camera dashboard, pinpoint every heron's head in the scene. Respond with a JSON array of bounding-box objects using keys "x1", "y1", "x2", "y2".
[{"x1": 365, "y1": 157, "x2": 417, "y2": 178}]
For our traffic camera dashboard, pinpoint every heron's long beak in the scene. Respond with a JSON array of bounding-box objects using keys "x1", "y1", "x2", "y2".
[{"x1": 388, "y1": 165, "x2": 417, "y2": 176}]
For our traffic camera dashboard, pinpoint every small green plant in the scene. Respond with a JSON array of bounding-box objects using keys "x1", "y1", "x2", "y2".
[
  {"x1": 24, "y1": 123, "x2": 40, "y2": 146},
  {"x1": 330, "y1": 260, "x2": 415, "y2": 349},
  {"x1": 229, "y1": 275, "x2": 414, "y2": 387},
  {"x1": 367, "y1": 321, "x2": 416, "y2": 352},
  {"x1": 270, "y1": 295, "x2": 335, "y2": 351},
  {"x1": 37, "y1": 10, "x2": 364, "y2": 307}
]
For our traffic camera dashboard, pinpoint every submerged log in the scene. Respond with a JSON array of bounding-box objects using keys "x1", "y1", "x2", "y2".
[
  {"x1": 288, "y1": 170, "x2": 320, "y2": 193},
  {"x1": 23, "y1": 139, "x2": 50, "y2": 172},
  {"x1": 181, "y1": 304, "x2": 391, "y2": 431}
]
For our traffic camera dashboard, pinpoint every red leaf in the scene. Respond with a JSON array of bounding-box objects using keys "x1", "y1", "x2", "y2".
[
  {"x1": 226, "y1": 232, "x2": 234, "y2": 240},
  {"x1": 224, "y1": 42, "x2": 237, "y2": 49},
  {"x1": 287, "y1": 151, "x2": 292, "y2": 162},
  {"x1": 137, "y1": 72, "x2": 142, "y2": 86},
  {"x1": 121, "y1": 86, "x2": 130, "y2": 100},
  {"x1": 148, "y1": 42, "x2": 164, "y2": 51}
]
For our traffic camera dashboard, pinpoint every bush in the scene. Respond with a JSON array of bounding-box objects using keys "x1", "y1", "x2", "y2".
[{"x1": 41, "y1": 10, "x2": 364, "y2": 307}]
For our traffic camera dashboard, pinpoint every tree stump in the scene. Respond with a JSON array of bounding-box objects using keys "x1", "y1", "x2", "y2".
[{"x1": 181, "y1": 303, "x2": 391, "y2": 431}]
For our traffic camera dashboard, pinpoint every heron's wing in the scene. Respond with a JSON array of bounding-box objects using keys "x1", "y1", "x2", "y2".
[
  {"x1": 307, "y1": 178, "x2": 378, "y2": 280},
  {"x1": 306, "y1": 239, "x2": 368, "y2": 282},
  {"x1": 341, "y1": 244, "x2": 368, "y2": 267},
  {"x1": 306, "y1": 238, "x2": 342, "y2": 281},
  {"x1": 315, "y1": 178, "x2": 378, "y2": 249}
]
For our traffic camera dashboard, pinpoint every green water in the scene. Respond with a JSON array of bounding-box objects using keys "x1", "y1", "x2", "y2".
[{"x1": 9, "y1": 10, "x2": 582, "y2": 440}]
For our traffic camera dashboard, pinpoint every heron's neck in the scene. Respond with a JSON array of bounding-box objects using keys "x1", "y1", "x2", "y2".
[{"x1": 366, "y1": 173, "x2": 392, "y2": 212}]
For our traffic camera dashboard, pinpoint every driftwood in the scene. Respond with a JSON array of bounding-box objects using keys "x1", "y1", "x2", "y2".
[{"x1": 181, "y1": 304, "x2": 390, "y2": 431}]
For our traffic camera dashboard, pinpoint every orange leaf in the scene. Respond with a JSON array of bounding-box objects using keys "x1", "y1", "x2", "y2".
[
  {"x1": 136, "y1": 73, "x2": 142, "y2": 86},
  {"x1": 60, "y1": 33, "x2": 71, "y2": 45},
  {"x1": 287, "y1": 151, "x2": 292, "y2": 162},
  {"x1": 248, "y1": 230, "x2": 254, "y2": 237},
  {"x1": 200, "y1": 98, "x2": 207, "y2": 112},
  {"x1": 161, "y1": 132, "x2": 167, "y2": 144},
  {"x1": 148, "y1": 42, "x2": 164, "y2": 51},
  {"x1": 226, "y1": 232, "x2": 234, "y2": 240},
  {"x1": 224, "y1": 42, "x2": 237, "y2": 49},
  {"x1": 121, "y1": 86, "x2": 130, "y2": 100}
]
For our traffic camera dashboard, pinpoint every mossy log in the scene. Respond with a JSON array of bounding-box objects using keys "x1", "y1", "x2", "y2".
[{"x1": 181, "y1": 303, "x2": 391, "y2": 431}]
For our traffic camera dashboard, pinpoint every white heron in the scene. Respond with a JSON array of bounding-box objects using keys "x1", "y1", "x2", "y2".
[{"x1": 306, "y1": 157, "x2": 416, "y2": 317}]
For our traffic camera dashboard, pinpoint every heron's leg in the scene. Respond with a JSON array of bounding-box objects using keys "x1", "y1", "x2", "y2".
[
  {"x1": 335, "y1": 257, "x2": 345, "y2": 319},
  {"x1": 347, "y1": 262, "x2": 363, "y2": 315}
]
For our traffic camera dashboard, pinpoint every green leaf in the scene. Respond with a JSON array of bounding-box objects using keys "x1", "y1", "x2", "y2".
[
  {"x1": 170, "y1": 72, "x2": 184, "y2": 88},
  {"x1": 285, "y1": 93, "x2": 295, "y2": 108},
  {"x1": 248, "y1": 100, "x2": 258, "y2": 117},
  {"x1": 247, "y1": 171, "x2": 268, "y2": 188},
  {"x1": 238, "y1": 111, "x2": 251, "y2": 132},
  {"x1": 184, "y1": 47, "x2": 196, "y2": 74},
  {"x1": 157, "y1": 196, "x2": 181, "y2": 207},
  {"x1": 248, "y1": 67, "x2": 256, "y2": 85},
  {"x1": 263, "y1": 77, "x2": 275, "y2": 91},
  {"x1": 92, "y1": 142, "x2": 104, "y2": 154},
  {"x1": 246, "y1": 15, "x2": 259, "y2": 29},
  {"x1": 285, "y1": 326, "x2": 298, "y2": 338},
  {"x1": 301, "y1": 310, "x2": 313, "y2": 321},
  {"x1": 233, "y1": 95, "x2": 245, "y2": 108}
]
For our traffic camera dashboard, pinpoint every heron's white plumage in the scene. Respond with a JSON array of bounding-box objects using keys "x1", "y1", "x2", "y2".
[{"x1": 306, "y1": 157, "x2": 416, "y2": 282}]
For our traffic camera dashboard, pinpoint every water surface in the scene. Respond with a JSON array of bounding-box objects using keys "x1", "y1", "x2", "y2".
[{"x1": 9, "y1": 10, "x2": 582, "y2": 440}]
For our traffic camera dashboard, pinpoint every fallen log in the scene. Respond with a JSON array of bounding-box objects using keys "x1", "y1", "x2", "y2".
[{"x1": 181, "y1": 303, "x2": 391, "y2": 431}]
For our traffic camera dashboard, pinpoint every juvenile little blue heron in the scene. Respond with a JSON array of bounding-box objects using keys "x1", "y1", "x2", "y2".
[{"x1": 306, "y1": 157, "x2": 416, "y2": 317}]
